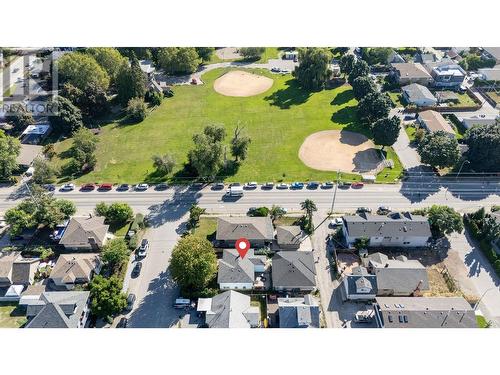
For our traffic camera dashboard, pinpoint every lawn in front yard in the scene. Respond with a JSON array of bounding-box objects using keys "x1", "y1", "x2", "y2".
[
  {"x1": 388, "y1": 91, "x2": 404, "y2": 107},
  {"x1": 51, "y1": 67, "x2": 400, "y2": 184},
  {"x1": 192, "y1": 217, "x2": 217, "y2": 241},
  {"x1": 0, "y1": 303, "x2": 27, "y2": 328},
  {"x1": 404, "y1": 124, "x2": 417, "y2": 141}
]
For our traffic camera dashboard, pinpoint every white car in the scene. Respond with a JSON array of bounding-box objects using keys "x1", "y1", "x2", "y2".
[
  {"x1": 60, "y1": 183, "x2": 75, "y2": 192},
  {"x1": 135, "y1": 183, "x2": 149, "y2": 191},
  {"x1": 330, "y1": 218, "x2": 343, "y2": 227},
  {"x1": 245, "y1": 182, "x2": 258, "y2": 189}
]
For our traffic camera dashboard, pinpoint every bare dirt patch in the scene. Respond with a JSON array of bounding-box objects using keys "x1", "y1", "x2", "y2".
[
  {"x1": 215, "y1": 47, "x2": 242, "y2": 60},
  {"x1": 298, "y1": 130, "x2": 382, "y2": 173},
  {"x1": 213, "y1": 70, "x2": 274, "y2": 97}
]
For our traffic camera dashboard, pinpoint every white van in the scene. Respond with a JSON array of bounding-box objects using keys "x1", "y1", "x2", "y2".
[
  {"x1": 227, "y1": 186, "x2": 243, "y2": 197},
  {"x1": 173, "y1": 298, "x2": 191, "y2": 309}
]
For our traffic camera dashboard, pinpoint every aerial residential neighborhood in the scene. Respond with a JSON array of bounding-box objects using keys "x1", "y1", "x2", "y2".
[{"x1": 0, "y1": 44, "x2": 499, "y2": 333}]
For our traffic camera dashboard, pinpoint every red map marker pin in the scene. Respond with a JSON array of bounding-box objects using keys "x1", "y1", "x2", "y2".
[{"x1": 235, "y1": 238, "x2": 250, "y2": 259}]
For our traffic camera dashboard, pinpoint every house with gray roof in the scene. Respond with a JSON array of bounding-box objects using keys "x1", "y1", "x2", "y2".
[
  {"x1": 430, "y1": 64, "x2": 466, "y2": 89},
  {"x1": 198, "y1": 290, "x2": 260, "y2": 328},
  {"x1": 0, "y1": 251, "x2": 39, "y2": 287},
  {"x1": 277, "y1": 294, "x2": 320, "y2": 328},
  {"x1": 272, "y1": 251, "x2": 316, "y2": 291},
  {"x1": 276, "y1": 225, "x2": 303, "y2": 250},
  {"x1": 59, "y1": 216, "x2": 109, "y2": 251},
  {"x1": 216, "y1": 216, "x2": 274, "y2": 248},
  {"x1": 401, "y1": 83, "x2": 437, "y2": 107},
  {"x1": 48, "y1": 254, "x2": 101, "y2": 290},
  {"x1": 363, "y1": 252, "x2": 429, "y2": 296},
  {"x1": 24, "y1": 291, "x2": 90, "y2": 328},
  {"x1": 218, "y1": 249, "x2": 267, "y2": 290},
  {"x1": 482, "y1": 47, "x2": 500, "y2": 64},
  {"x1": 374, "y1": 296, "x2": 477, "y2": 328},
  {"x1": 342, "y1": 212, "x2": 432, "y2": 248},
  {"x1": 342, "y1": 266, "x2": 378, "y2": 301}
]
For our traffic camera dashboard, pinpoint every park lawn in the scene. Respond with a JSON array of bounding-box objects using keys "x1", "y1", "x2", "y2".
[
  {"x1": 0, "y1": 303, "x2": 27, "y2": 328},
  {"x1": 376, "y1": 147, "x2": 403, "y2": 183},
  {"x1": 192, "y1": 217, "x2": 217, "y2": 241},
  {"x1": 208, "y1": 47, "x2": 280, "y2": 64},
  {"x1": 52, "y1": 67, "x2": 394, "y2": 184}
]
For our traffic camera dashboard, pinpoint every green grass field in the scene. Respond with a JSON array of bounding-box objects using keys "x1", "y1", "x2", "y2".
[
  {"x1": 0, "y1": 303, "x2": 27, "y2": 328},
  {"x1": 53, "y1": 67, "x2": 402, "y2": 184}
]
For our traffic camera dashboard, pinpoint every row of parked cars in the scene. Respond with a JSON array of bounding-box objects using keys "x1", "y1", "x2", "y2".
[
  {"x1": 49, "y1": 183, "x2": 170, "y2": 192},
  {"x1": 212, "y1": 181, "x2": 364, "y2": 191}
]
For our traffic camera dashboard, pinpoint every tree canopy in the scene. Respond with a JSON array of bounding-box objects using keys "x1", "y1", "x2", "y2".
[
  {"x1": 32, "y1": 157, "x2": 57, "y2": 184},
  {"x1": 351, "y1": 75, "x2": 377, "y2": 101},
  {"x1": 195, "y1": 47, "x2": 215, "y2": 62},
  {"x1": 239, "y1": 47, "x2": 266, "y2": 60},
  {"x1": 86, "y1": 47, "x2": 127, "y2": 83},
  {"x1": 169, "y1": 235, "x2": 217, "y2": 292},
  {"x1": 464, "y1": 124, "x2": 500, "y2": 172},
  {"x1": 89, "y1": 275, "x2": 127, "y2": 319},
  {"x1": 57, "y1": 52, "x2": 110, "y2": 92},
  {"x1": 427, "y1": 205, "x2": 463, "y2": 236},
  {"x1": 418, "y1": 131, "x2": 460, "y2": 169},
  {"x1": 48, "y1": 96, "x2": 83, "y2": 134},
  {"x1": 339, "y1": 54, "x2": 355, "y2": 76},
  {"x1": 361, "y1": 48, "x2": 393, "y2": 65},
  {"x1": 293, "y1": 47, "x2": 333, "y2": 90},
  {"x1": 152, "y1": 154, "x2": 176, "y2": 175},
  {"x1": 348, "y1": 59, "x2": 370, "y2": 84},
  {"x1": 357, "y1": 92, "x2": 392, "y2": 125},
  {"x1": 188, "y1": 125, "x2": 226, "y2": 179},
  {"x1": 71, "y1": 127, "x2": 99, "y2": 172},
  {"x1": 95, "y1": 202, "x2": 133, "y2": 225},
  {"x1": 157, "y1": 47, "x2": 201, "y2": 75},
  {"x1": 230, "y1": 124, "x2": 251, "y2": 162},
  {"x1": 116, "y1": 56, "x2": 147, "y2": 105},
  {"x1": 61, "y1": 82, "x2": 108, "y2": 119},
  {"x1": 6, "y1": 104, "x2": 35, "y2": 131},
  {"x1": 300, "y1": 199, "x2": 317, "y2": 233},
  {"x1": 101, "y1": 238, "x2": 130, "y2": 271},
  {"x1": 372, "y1": 116, "x2": 401, "y2": 149},
  {"x1": 126, "y1": 97, "x2": 147, "y2": 122},
  {"x1": 0, "y1": 130, "x2": 21, "y2": 180}
]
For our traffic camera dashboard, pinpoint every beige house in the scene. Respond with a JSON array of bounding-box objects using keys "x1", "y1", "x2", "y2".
[
  {"x1": 0, "y1": 251, "x2": 40, "y2": 287},
  {"x1": 59, "y1": 216, "x2": 109, "y2": 251},
  {"x1": 49, "y1": 254, "x2": 101, "y2": 290},
  {"x1": 417, "y1": 110, "x2": 456, "y2": 138},
  {"x1": 391, "y1": 63, "x2": 433, "y2": 86}
]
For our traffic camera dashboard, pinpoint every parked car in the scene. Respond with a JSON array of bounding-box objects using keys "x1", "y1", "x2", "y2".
[
  {"x1": 352, "y1": 182, "x2": 364, "y2": 189},
  {"x1": 276, "y1": 183, "x2": 288, "y2": 189},
  {"x1": 330, "y1": 217, "x2": 343, "y2": 227},
  {"x1": 173, "y1": 298, "x2": 191, "y2": 309},
  {"x1": 117, "y1": 317, "x2": 128, "y2": 328},
  {"x1": 60, "y1": 183, "x2": 75, "y2": 192},
  {"x1": 321, "y1": 181, "x2": 334, "y2": 189},
  {"x1": 190, "y1": 182, "x2": 204, "y2": 190},
  {"x1": 354, "y1": 310, "x2": 374, "y2": 323},
  {"x1": 377, "y1": 206, "x2": 392, "y2": 215},
  {"x1": 338, "y1": 182, "x2": 351, "y2": 189},
  {"x1": 229, "y1": 182, "x2": 241, "y2": 187},
  {"x1": 307, "y1": 181, "x2": 319, "y2": 189},
  {"x1": 116, "y1": 184, "x2": 129, "y2": 191},
  {"x1": 135, "y1": 183, "x2": 149, "y2": 191},
  {"x1": 262, "y1": 182, "x2": 274, "y2": 189},
  {"x1": 290, "y1": 182, "x2": 304, "y2": 189},
  {"x1": 80, "y1": 183, "x2": 96, "y2": 191},
  {"x1": 270, "y1": 67, "x2": 281, "y2": 73},
  {"x1": 42, "y1": 184, "x2": 56, "y2": 191},
  {"x1": 212, "y1": 182, "x2": 225, "y2": 190},
  {"x1": 281, "y1": 69, "x2": 290, "y2": 74},
  {"x1": 132, "y1": 262, "x2": 142, "y2": 278},
  {"x1": 155, "y1": 183, "x2": 168, "y2": 190},
  {"x1": 244, "y1": 182, "x2": 258, "y2": 189},
  {"x1": 138, "y1": 239, "x2": 149, "y2": 257},
  {"x1": 356, "y1": 207, "x2": 372, "y2": 213},
  {"x1": 98, "y1": 183, "x2": 113, "y2": 191},
  {"x1": 125, "y1": 293, "x2": 136, "y2": 312}
]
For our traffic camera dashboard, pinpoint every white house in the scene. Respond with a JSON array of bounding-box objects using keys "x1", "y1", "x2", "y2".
[{"x1": 342, "y1": 212, "x2": 432, "y2": 248}]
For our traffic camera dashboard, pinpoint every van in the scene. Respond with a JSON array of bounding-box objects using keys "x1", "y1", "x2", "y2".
[
  {"x1": 173, "y1": 298, "x2": 191, "y2": 309},
  {"x1": 227, "y1": 186, "x2": 243, "y2": 197}
]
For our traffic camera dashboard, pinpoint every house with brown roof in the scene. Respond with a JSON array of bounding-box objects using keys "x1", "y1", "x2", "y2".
[
  {"x1": 59, "y1": 216, "x2": 109, "y2": 251},
  {"x1": 216, "y1": 216, "x2": 274, "y2": 248},
  {"x1": 417, "y1": 110, "x2": 456, "y2": 138},
  {"x1": 391, "y1": 63, "x2": 433, "y2": 86},
  {"x1": 48, "y1": 254, "x2": 101, "y2": 290},
  {"x1": 0, "y1": 251, "x2": 40, "y2": 287}
]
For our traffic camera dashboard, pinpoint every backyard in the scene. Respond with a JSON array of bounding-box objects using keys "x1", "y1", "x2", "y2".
[
  {"x1": 191, "y1": 217, "x2": 217, "y2": 241},
  {"x1": 52, "y1": 67, "x2": 402, "y2": 184},
  {"x1": 0, "y1": 303, "x2": 27, "y2": 328}
]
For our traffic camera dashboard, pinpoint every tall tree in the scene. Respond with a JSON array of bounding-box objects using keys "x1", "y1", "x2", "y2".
[
  {"x1": 351, "y1": 75, "x2": 377, "y2": 101},
  {"x1": 427, "y1": 205, "x2": 463, "y2": 236},
  {"x1": 339, "y1": 54, "x2": 355, "y2": 76},
  {"x1": 361, "y1": 47, "x2": 393, "y2": 65},
  {"x1": 169, "y1": 235, "x2": 217, "y2": 292},
  {"x1": 188, "y1": 125, "x2": 226, "y2": 179},
  {"x1": 157, "y1": 47, "x2": 201, "y2": 75},
  {"x1": 188, "y1": 204, "x2": 206, "y2": 229},
  {"x1": 95, "y1": 202, "x2": 133, "y2": 225},
  {"x1": 293, "y1": 47, "x2": 333, "y2": 90},
  {"x1": 71, "y1": 127, "x2": 98, "y2": 171},
  {"x1": 89, "y1": 275, "x2": 127, "y2": 319},
  {"x1": 239, "y1": 47, "x2": 266, "y2": 60},
  {"x1": 61, "y1": 82, "x2": 108, "y2": 119},
  {"x1": 0, "y1": 130, "x2": 21, "y2": 180},
  {"x1": 270, "y1": 205, "x2": 286, "y2": 222},
  {"x1": 195, "y1": 47, "x2": 215, "y2": 62},
  {"x1": 418, "y1": 131, "x2": 460, "y2": 169},
  {"x1": 230, "y1": 124, "x2": 251, "y2": 162},
  {"x1": 48, "y1": 96, "x2": 83, "y2": 134},
  {"x1": 300, "y1": 199, "x2": 317, "y2": 233},
  {"x1": 152, "y1": 153, "x2": 176, "y2": 175},
  {"x1": 86, "y1": 47, "x2": 127, "y2": 83},
  {"x1": 32, "y1": 157, "x2": 57, "y2": 184},
  {"x1": 348, "y1": 59, "x2": 370, "y2": 84},
  {"x1": 372, "y1": 116, "x2": 401, "y2": 149},
  {"x1": 57, "y1": 52, "x2": 110, "y2": 92},
  {"x1": 357, "y1": 92, "x2": 392, "y2": 125},
  {"x1": 116, "y1": 56, "x2": 147, "y2": 105},
  {"x1": 6, "y1": 104, "x2": 35, "y2": 131},
  {"x1": 101, "y1": 238, "x2": 130, "y2": 272},
  {"x1": 126, "y1": 97, "x2": 147, "y2": 122},
  {"x1": 464, "y1": 124, "x2": 500, "y2": 172}
]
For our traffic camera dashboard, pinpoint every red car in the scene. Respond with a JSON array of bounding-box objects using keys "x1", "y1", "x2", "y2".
[
  {"x1": 80, "y1": 183, "x2": 96, "y2": 191},
  {"x1": 98, "y1": 183, "x2": 113, "y2": 191},
  {"x1": 352, "y1": 182, "x2": 364, "y2": 189}
]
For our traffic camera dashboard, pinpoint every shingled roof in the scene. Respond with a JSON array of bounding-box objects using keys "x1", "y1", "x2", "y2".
[
  {"x1": 272, "y1": 252, "x2": 316, "y2": 289},
  {"x1": 276, "y1": 226, "x2": 302, "y2": 246},
  {"x1": 49, "y1": 254, "x2": 100, "y2": 284},
  {"x1": 204, "y1": 290, "x2": 260, "y2": 328},
  {"x1": 343, "y1": 212, "x2": 431, "y2": 238},
  {"x1": 59, "y1": 216, "x2": 109, "y2": 248},
  {"x1": 278, "y1": 294, "x2": 320, "y2": 328},
  {"x1": 217, "y1": 249, "x2": 266, "y2": 284},
  {"x1": 216, "y1": 216, "x2": 274, "y2": 241}
]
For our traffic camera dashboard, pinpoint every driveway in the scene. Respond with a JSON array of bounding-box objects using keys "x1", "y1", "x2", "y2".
[{"x1": 443, "y1": 230, "x2": 500, "y2": 326}]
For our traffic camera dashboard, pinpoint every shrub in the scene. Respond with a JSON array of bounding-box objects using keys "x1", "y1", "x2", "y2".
[
  {"x1": 126, "y1": 97, "x2": 147, "y2": 122},
  {"x1": 249, "y1": 206, "x2": 269, "y2": 217}
]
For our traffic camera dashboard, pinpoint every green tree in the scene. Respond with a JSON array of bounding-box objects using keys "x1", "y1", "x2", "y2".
[
  {"x1": 32, "y1": 157, "x2": 57, "y2": 184},
  {"x1": 351, "y1": 75, "x2": 377, "y2": 101},
  {"x1": 427, "y1": 205, "x2": 463, "y2": 236},
  {"x1": 157, "y1": 47, "x2": 201, "y2": 75},
  {"x1": 188, "y1": 125, "x2": 226, "y2": 179},
  {"x1": 270, "y1": 205, "x2": 286, "y2": 222},
  {"x1": 357, "y1": 92, "x2": 392, "y2": 124},
  {"x1": 126, "y1": 97, "x2": 147, "y2": 122},
  {"x1": 89, "y1": 275, "x2": 127, "y2": 319},
  {"x1": 464, "y1": 124, "x2": 500, "y2": 172},
  {"x1": 116, "y1": 56, "x2": 147, "y2": 105},
  {"x1": 418, "y1": 131, "x2": 460, "y2": 169},
  {"x1": 373, "y1": 116, "x2": 401, "y2": 149},
  {"x1": 169, "y1": 235, "x2": 217, "y2": 292},
  {"x1": 0, "y1": 130, "x2": 21, "y2": 180},
  {"x1": 152, "y1": 154, "x2": 176, "y2": 175},
  {"x1": 239, "y1": 47, "x2": 266, "y2": 60},
  {"x1": 293, "y1": 47, "x2": 333, "y2": 90},
  {"x1": 101, "y1": 238, "x2": 130, "y2": 271},
  {"x1": 61, "y1": 82, "x2": 108, "y2": 119},
  {"x1": 6, "y1": 104, "x2": 35, "y2": 131},
  {"x1": 95, "y1": 202, "x2": 133, "y2": 225},
  {"x1": 195, "y1": 47, "x2": 215, "y2": 62},
  {"x1": 230, "y1": 124, "x2": 251, "y2": 162},
  {"x1": 71, "y1": 127, "x2": 98, "y2": 172},
  {"x1": 300, "y1": 199, "x2": 317, "y2": 233},
  {"x1": 188, "y1": 204, "x2": 206, "y2": 229},
  {"x1": 95, "y1": 202, "x2": 108, "y2": 217},
  {"x1": 353, "y1": 237, "x2": 370, "y2": 251},
  {"x1": 57, "y1": 52, "x2": 110, "y2": 92},
  {"x1": 339, "y1": 54, "x2": 355, "y2": 76},
  {"x1": 86, "y1": 47, "x2": 126, "y2": 83},
  {"x1": 4, "y1": 208, "x2": 32, "y2": 236},
  {"x1": 48, "y1": 96, "x2": 83, "y2": 134},
  {"x1": 361, "y1": 47, "x2": 393, "y2": 65},
  {"x1": 348, "y1": 59, "x2": 370, "y2": 84}
]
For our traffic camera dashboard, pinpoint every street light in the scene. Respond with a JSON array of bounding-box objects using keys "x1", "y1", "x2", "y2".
[
  {"x1": 474, "y1": 287, "x2": 498, "y2": 311},
  {"x1": 455, "y1": 160, "x2": 470, "y2": 181}
]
